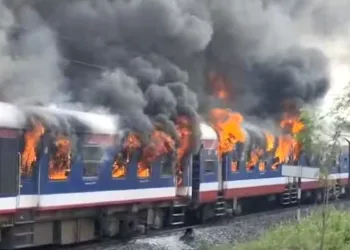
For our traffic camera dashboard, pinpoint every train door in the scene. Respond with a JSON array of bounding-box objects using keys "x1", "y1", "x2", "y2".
[
  {"x1": 217, "y1": 156, "x2": 223, "y2": 191},
  {"x1": 219, "y1": 154, "x2": 228, "y2": 191},
  {"x1": 191, "y1": 152, "x2": 201, "y2": 202},
  {"x1": 0, "y1": 130, "x2": 20, "y2": 206}
]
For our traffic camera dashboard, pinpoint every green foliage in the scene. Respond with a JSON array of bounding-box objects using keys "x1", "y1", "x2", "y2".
[
  {"x1": 295, "y1": 109, "x2": 318, "y2": 154},
  {"x1": 212, "y1": 209, "x2": 350, "y2": 250}
]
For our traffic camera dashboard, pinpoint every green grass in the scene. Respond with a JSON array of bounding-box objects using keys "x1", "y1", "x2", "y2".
[{"x1": 212, "y1": 207, "x2": 350, "y2": 250}]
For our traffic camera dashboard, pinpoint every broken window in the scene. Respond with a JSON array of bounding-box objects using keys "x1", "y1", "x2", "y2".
[
  {"x1": 48, "y1": 135, "x2": 72, "y2": 181},
  {"x1": 231, "y1": 160, "x2": 238, "y2": 172},
  {"x1": 112, "y1": 151, "x2": 128, "y2": 179},
  {"x1": 259, "y1": 161, "x2": 266, "y2": 172},
  {"x1": 137, "y1": 162, "x2": 151, "y2": 179},
  {"x1": 21, "y1": 120, "x2": 45, "y2": 177}
]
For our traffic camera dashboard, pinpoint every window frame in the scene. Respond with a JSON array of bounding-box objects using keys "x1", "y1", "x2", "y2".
[
  {"x1": 204, "y1": 159, "x2": 216, "y2": 175},
  {"x1": 231, "y1": 160, "x2": 239, "y2": 173},
  {"x1": 137, "y1": 163, "x2": 152, "y2": 179},
  {"x1": 160, "y1": 157, "x2": 173, "y2": 178},
  {"x1": 258, "y1": 161, "x2": 266, "y2": 173},
  {"x1": 112, "y1": 155, "x2": 128, "y2": 180},
  {"x1": 48, "y1": 135, "x2": 73, "y2": 182},
  {"x1": 81, "y1": 144, "x2": 104, "y2": 180}
]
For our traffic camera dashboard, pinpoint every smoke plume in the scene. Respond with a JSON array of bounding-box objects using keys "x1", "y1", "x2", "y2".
[{"x1": 2, "y1": 0, "x2": 349, "y2": 148}]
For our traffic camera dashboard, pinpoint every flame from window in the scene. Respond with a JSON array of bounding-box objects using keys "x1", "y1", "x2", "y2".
[
  {"x1": 246, "y1": 148, "x2": 264, "y2": 171},
  {"x1": 21, "y1": 120, "x2": 45, "y2": 176},
  {"x1": 49, "y1": 135, "x2": 72, "y2": 180},
  {"x1": 138, "y1": 129, "x2": 175, "y2": 178},
  {"x1": 231, "y1": 161, "x2": 238, "y2": 172},
  {"x1": 273, "y1": 113, "x2": 305, "y2": 168},
  {"x1": 264, "y1": 131, "x2": 275, "y2": 152},
  {"x1": 175, "y1": 116, "x2": 192, "y2": 186},
  {"x1": 259, "y1": 161, "x2": 266, "y2": 172},
  {"x1": 112, "y1": 133, "x2": 141, "y2": 178},
  {"x1": 113, "y1": 129, "x2": 176, "y2": 179},
  {"x1": 209, "y1": 73, "x2": 306, "y2": 170},
  {"x1": 210, "y1": 108, "x2": 246, "y2": 158}
]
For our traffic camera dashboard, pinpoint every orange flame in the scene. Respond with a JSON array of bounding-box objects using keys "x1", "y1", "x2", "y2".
[
  {"x1": 112, "y1": 133, "x2": 141, "y2": 178},
  {"x1": 21, "y1": 120, "x2": 45, "y2": 176},
  {"x1": 209, "y1": 72, "x2": 230, "y2": 101},
  {"x1": 246, "y1": 148, "x2": 264, "y2": 171},
  {"x1": 113, "y1": 128, "x2": 176, "y2": 179},
  {"x1": 138, "y1": 129, "x2": 175, "y2": 178},
  {"x1": 210, "y1": 108, "x2": 246, "y2": 157},
  {"x1": 175, "y1": 116, "x2": 192, "y2": 186},
  {"x1": 264, "y1": 131, "x2": 275, "y2": 152},
  {"x1": 231, "y1": 161, "x2": 238, "y2": 172},
  {"x1": 49, "y1": 135, "x2": 72, "y2": 180},
  {"x1": 273, "y1": 112, "x2": 305, "y2": 168}
]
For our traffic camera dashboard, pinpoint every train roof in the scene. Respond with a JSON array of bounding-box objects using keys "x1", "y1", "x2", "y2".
[
  {"x1": 0, "y1": 102, "x2": 219, "y2": 139},
  {"x1": 0, "y1": 102, "x2": 26, "y2": 129},
  {"x1": 200, "y1": 122, "x2": 217, "y2": 140},
  {"x1": 24, "y1": 106, "x2": 119, "y2": 135}
]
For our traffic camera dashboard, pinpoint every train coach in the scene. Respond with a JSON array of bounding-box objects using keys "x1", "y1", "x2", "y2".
[{"x1": 0, "y1": 102, "x2": 348, "y2": 249}]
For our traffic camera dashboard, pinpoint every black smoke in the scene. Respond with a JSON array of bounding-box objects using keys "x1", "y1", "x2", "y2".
[{"x1": 1, "y1": 0, "x2": 333, "y2": 151}]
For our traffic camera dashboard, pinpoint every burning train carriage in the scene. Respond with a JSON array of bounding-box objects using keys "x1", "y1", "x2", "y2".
[
  {"x1": 192, "y1": 123, "x2": 220, "y2": 203},
  {"x1": 18, "y1": 106, "x2": 179, "y2": 210},
  {"x1": 0, "y1": 100, "x2": 348, "y2": 249},
  {"x1": 223, "y1": 123, "x2": 286, "y2": 199}
]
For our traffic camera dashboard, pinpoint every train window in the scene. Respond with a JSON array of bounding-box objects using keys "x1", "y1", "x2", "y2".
[
  {"x1": 137, "y1": 163, "x2": 151, "y2": 179},
  {"x1": 246, "y1": 164, "x2": 254, "y2": 172},
  {"x1": 49, "y1": 136, "x2": 72, "y2": 181},
  {"x1": 161, "y1": 157, "x2": 173, "y2": 177},
  {"x1": 344, "y1": 158, "x2": 348, "y2": 169},
  {"x1": 204, "y1": 160, "x2": 216, "y2": 174},
  {"x1": 112, "y1": 152, "x2": 127, "y2": 179},
  {"x1": 82, "y1": 145, "x2": 104, "y2": 178},
  {"x1": 259, "y1": 161, "x2": 266, "y2": 172},
  {"x1": 271, "y1": 157, "x2": 280, "y2": 171},
  {"x1": 21, "y1": 122, "x2": 45, "y2": 177},
  {"x1": 231, "y1": 161, "x2": 238, "y2": 173}
]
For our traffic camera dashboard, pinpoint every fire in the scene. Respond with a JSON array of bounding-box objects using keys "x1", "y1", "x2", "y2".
[
  {"x1": 112, "y1": 152, "x2": 127, "y2": 178},
  {"x1": 259, "y1": 161, "x2": 266, "y2": 172},
  {"x1": 21, "y1": 120, "x2": 45, "y2": 176},
  {"x1": 274, "y1": 135, "x2": 293, "y2": 164},
  {"x1": 175, "y1": 116, "x2": 192, "y2": 186},
  {"x1": 112, "y1": 133, "x2": 141, "y2": 178},
  {"x1": 210, "y1": 108, "x2": 246, "y2": 157},
  {"x1": 112, "y1": 128, "x2": 176, "y2": 179},
  {"x1": 280, "y1": 114, "x2": 305, "y2": 134},
  {"x1": 264, "y1": 131, "x2": 275, "y2": 152},
  {"x1": 231, "y1": 161, "x2": 238, "y2": 172},
  {"x1": 273, "y1": 112, "x2": 305, "y2": 168},
  {"x1": 138, "y1": 129, "x2": 175, "y2": 178},
  {"x1": 209, "y1": 72, "x2": 230, "y2": 101},
  {"x1": 246, "y1": 148, "x2": 264, "y2": 171},
  {"x1": 49, "y1": 135, "x2": 72, "y2": 180}
]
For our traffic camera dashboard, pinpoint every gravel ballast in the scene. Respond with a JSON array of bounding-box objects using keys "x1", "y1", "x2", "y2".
[{"x1": 66, "y1": 201, "x2": 350, "y2": 250}]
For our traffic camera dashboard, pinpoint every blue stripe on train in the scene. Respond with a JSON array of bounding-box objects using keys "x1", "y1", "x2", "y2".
[
  {"x1": 20, "y1": 146, "x2": 349, "y2": 196},
  {"x1": 21, "y1": 148, "x2": 174, "y2": 195}
]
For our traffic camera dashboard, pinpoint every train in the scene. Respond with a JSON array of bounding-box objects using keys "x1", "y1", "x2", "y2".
[{"x1": 0, "y1": 101, "x2": 348, "y2": 249}]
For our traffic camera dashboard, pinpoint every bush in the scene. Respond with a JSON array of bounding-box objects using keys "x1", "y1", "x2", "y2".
[{"x1": 213, "y1": 207, "x2": 350, "y2": 250}]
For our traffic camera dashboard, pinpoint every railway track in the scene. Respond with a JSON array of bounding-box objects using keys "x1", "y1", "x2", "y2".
[{"x1": 52, "y1": 199, "x2": 350, "y2": 250}]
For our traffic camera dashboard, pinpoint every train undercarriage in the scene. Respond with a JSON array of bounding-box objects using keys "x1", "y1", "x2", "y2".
[{"x1": 0, "y1": 180, "x2": 346, "y2": 250}]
